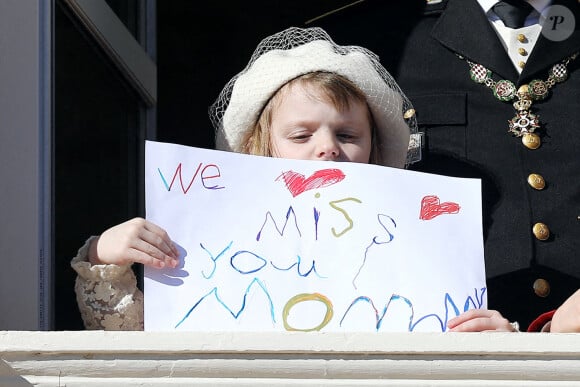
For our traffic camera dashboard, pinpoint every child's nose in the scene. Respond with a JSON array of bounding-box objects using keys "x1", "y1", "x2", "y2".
[{"x1": 316, "y1": 135, "x2": 340, "y2": 160}]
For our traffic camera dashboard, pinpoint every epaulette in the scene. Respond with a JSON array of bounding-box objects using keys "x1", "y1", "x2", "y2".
[{"x1": 424, "y1": 0, "x2": 448, "y2": 15}]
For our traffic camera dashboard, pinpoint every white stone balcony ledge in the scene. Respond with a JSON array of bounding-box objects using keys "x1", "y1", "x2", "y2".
[{"x1": 2, "y1": 331, "x2": 580, "y2": 386}]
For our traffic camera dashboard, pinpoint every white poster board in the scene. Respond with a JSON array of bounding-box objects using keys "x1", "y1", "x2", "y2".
[{"x1": 144, "y1": 140, "x2": 486, "y2": 332}]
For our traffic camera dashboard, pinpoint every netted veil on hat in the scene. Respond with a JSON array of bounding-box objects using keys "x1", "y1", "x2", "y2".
[{"x1": 209, "y1": 27, "x2": 420, "y2": 168}]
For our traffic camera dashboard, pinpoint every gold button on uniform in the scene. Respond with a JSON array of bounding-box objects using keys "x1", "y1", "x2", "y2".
[
  {"x1": 518, "y1": 47, "x2": 528, "y2": 56},
  {"x1": 527, "y1": 173, "x2": 546, "y2": 190},
  {"x1": 533, "y1": 278, "x2": 551, "y2": 298},
  {"x1": 518, "y1": 61, "x2": 526, "y2": 69},
  {"x1": 532, "y1": 222, "x2": 550, "y2": 240},
  {"x1": 517, "y1": 34, "x2": 527, "y2": 43},
  {"x1": 522, "y1": 132, "x2": 541, "y2": 149},
  {"x1": 404, "y1": 108, "x2": 416, "y2": 119}
]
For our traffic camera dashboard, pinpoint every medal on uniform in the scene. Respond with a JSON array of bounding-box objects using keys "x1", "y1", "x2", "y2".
[{"x1": 462, "y1": 53, "x2": 577, "y2": 149}]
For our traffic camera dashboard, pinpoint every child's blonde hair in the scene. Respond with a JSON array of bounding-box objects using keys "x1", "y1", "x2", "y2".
[{"x1": 241, "y1": 71, "x2": 381, "y2": 165}]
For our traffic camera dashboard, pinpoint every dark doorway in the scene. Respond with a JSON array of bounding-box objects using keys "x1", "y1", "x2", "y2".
[{"x1": 155, "y1": 1, "x2": 356, "y2": 148}]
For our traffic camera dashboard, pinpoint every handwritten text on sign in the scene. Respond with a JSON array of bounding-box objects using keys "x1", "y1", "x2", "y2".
[{"x1": 144, "y1": 141, "x2": 486, "y2": 332}]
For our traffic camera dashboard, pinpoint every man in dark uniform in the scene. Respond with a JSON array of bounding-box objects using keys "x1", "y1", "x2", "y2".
[{"x1": 314, "y1": 0, "x2": 580, "y2": 331}]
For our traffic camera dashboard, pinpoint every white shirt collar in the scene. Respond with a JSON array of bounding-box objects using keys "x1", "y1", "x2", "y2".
[
  {"x1": 477, "y1": 0, "x2": 552, "y2": 18},
  {"x1": 475, "y1": 0, "x2": 551, "y2": 73}
]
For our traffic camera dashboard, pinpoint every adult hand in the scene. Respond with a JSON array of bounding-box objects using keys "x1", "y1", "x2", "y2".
[
  {"x1": 88, "y1": 217, "x2": 179, "y2": 269},
  {"x1": 550, "y1": 289, "x2": 580, "y2": 333},
  {"x1": 447, "y1": 309, "x2": 517, "y2": 332}
]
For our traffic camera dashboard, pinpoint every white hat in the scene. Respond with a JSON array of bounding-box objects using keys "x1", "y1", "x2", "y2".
[{"x1": 210, "y1": 27, "x2": 419, "y2": 168}]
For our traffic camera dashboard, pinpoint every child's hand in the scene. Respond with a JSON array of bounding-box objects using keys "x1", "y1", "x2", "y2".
[
  {"x1": 550, "y1": 289, "x2": 580, "y2": 332},
  {"x1": 88, "y1": 217, "x2": 179, "y2": 269},
  {"x1": 446, "y1": 309, "x2": 517, "y2": 332}
]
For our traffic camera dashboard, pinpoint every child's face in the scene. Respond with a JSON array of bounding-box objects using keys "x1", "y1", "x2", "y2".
[{"x1": 269, "y1": 84, "x2": 372, "y2": 164}]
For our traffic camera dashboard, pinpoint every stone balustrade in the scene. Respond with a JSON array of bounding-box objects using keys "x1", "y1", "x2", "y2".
[{"x1": 2, "y1": 331, "x2": 580, "y2": 386}]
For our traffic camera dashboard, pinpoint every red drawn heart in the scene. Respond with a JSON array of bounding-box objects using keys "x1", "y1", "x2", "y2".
[
  {"x1": 277, "y1": 169, "x2": 346, "y2": 197},
  {"x1": 419, "y1": 195, "x2": 461, "y2": 220}
]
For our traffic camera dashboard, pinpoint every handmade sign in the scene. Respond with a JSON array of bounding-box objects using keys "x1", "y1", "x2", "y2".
[{"x1": 144, "y1": 140, "x2": 486, "y2": 332}]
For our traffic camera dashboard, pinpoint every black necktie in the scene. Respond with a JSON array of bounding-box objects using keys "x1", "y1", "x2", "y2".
[{"x1": 492, "y1": 0, "x2": 534, "y2": 28}]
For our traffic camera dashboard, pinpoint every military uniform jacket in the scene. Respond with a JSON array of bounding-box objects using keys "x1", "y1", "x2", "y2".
[{"x1": 316, "y1": 0, "x2": 580, "y2": 329}]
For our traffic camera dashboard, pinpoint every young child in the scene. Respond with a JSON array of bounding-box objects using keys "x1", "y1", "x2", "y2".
[{"x1": 71, "y1": 27, "x2": 513, "y2": 332}]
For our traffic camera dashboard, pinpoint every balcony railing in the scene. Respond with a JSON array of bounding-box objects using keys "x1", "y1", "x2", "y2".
[{"x1": 2, "y1": 331, "x2": 580, "y2": 386}]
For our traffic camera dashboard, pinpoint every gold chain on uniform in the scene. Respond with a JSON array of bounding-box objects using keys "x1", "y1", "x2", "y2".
[{"x1": 458, "y1": 52, "x2": 578, "y2": 149}]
